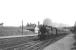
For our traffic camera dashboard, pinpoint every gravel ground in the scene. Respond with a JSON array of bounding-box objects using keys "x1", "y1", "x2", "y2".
[{"x1": 43, "y1": 33, "x2": 75, "y2": 50}]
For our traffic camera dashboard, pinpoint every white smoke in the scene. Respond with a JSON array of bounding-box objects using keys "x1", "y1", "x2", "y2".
[
  {"x1": 43, "y1": 18, "x2": 52, "y2": 26},
  {"x1": 43, "y1": 18, "x2": 68, "y2": 27}
]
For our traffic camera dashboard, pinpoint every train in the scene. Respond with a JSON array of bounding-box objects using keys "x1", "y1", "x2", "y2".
[
  {"x1": 36, "y1": 24, "x2": 68, "y2": 40},
  {"x1": 26, "y1": 22, "x2": 69, "y2": 41},
  {"x1": 26, "y1": 24, "x2": 68, "y2": 40},
  {"x1": 37, "y1": 25, "x2": 56, "y2": 40}
]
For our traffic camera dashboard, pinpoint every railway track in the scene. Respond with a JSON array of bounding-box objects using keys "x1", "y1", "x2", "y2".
[
  {"x1": 0, "y1": 36, "x2": 38, "y2": 50},
  {"x1": 2, "y1": 40, "x2": 41, "y2": 50},
  {"x1": 0, "y1": 35, "x2": 51, "y2": 50},
  {"x1": 0, "y1": 33, "x2": 68, "y2": 50},
  {"x1": 26, "y1": 33, "x2": 68, "y2": 50}
]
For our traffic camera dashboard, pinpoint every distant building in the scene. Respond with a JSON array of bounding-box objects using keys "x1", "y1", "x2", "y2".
[{"x1": 26, "y1": 23, "x2": 36, "y2": 27}]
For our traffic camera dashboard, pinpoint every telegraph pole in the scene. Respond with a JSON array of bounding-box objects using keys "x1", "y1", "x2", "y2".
[
  {"x1": 38, "y1": 21, "x2": 39, "y2": 26},
  {"x1": 38, "y1": 21, "x2": 40, "y2": 27},
  {"x1": 22, "y1": 20, "x2": 23, "y2": 35}
]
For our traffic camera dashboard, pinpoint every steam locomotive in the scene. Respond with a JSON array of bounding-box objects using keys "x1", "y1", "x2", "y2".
[
  {"x1": 38, "y1": 25, "x2": 58, "y2": 40},
  {"x1": 37, "y1": 24, "x2": 69, "y2": 40}
]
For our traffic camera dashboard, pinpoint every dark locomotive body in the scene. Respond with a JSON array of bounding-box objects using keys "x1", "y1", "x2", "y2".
[
  {"x1": 37, "y1": 24, "x2": 69, "y2": 41},
  {"x1": 38, "y1": 25, "x2": 58, "y2": 40}
]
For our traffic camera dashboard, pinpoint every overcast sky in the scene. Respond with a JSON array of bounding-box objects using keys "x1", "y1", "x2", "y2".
[{"x1": 0, "y1": 0, "x2": 76, "y2": 26}]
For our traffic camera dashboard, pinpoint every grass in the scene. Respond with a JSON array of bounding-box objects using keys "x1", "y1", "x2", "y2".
[{"x1": 0, "y1": 26, "x2": 35, "y2": 36}]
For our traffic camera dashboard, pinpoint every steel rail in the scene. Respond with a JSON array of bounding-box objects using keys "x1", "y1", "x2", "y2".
[
  {"x1": 2, "y1": 40, "x2": 40, "y2": 50},
  {"x1": 0, "y1": 36, "x2": 37, "y2": 50}
]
